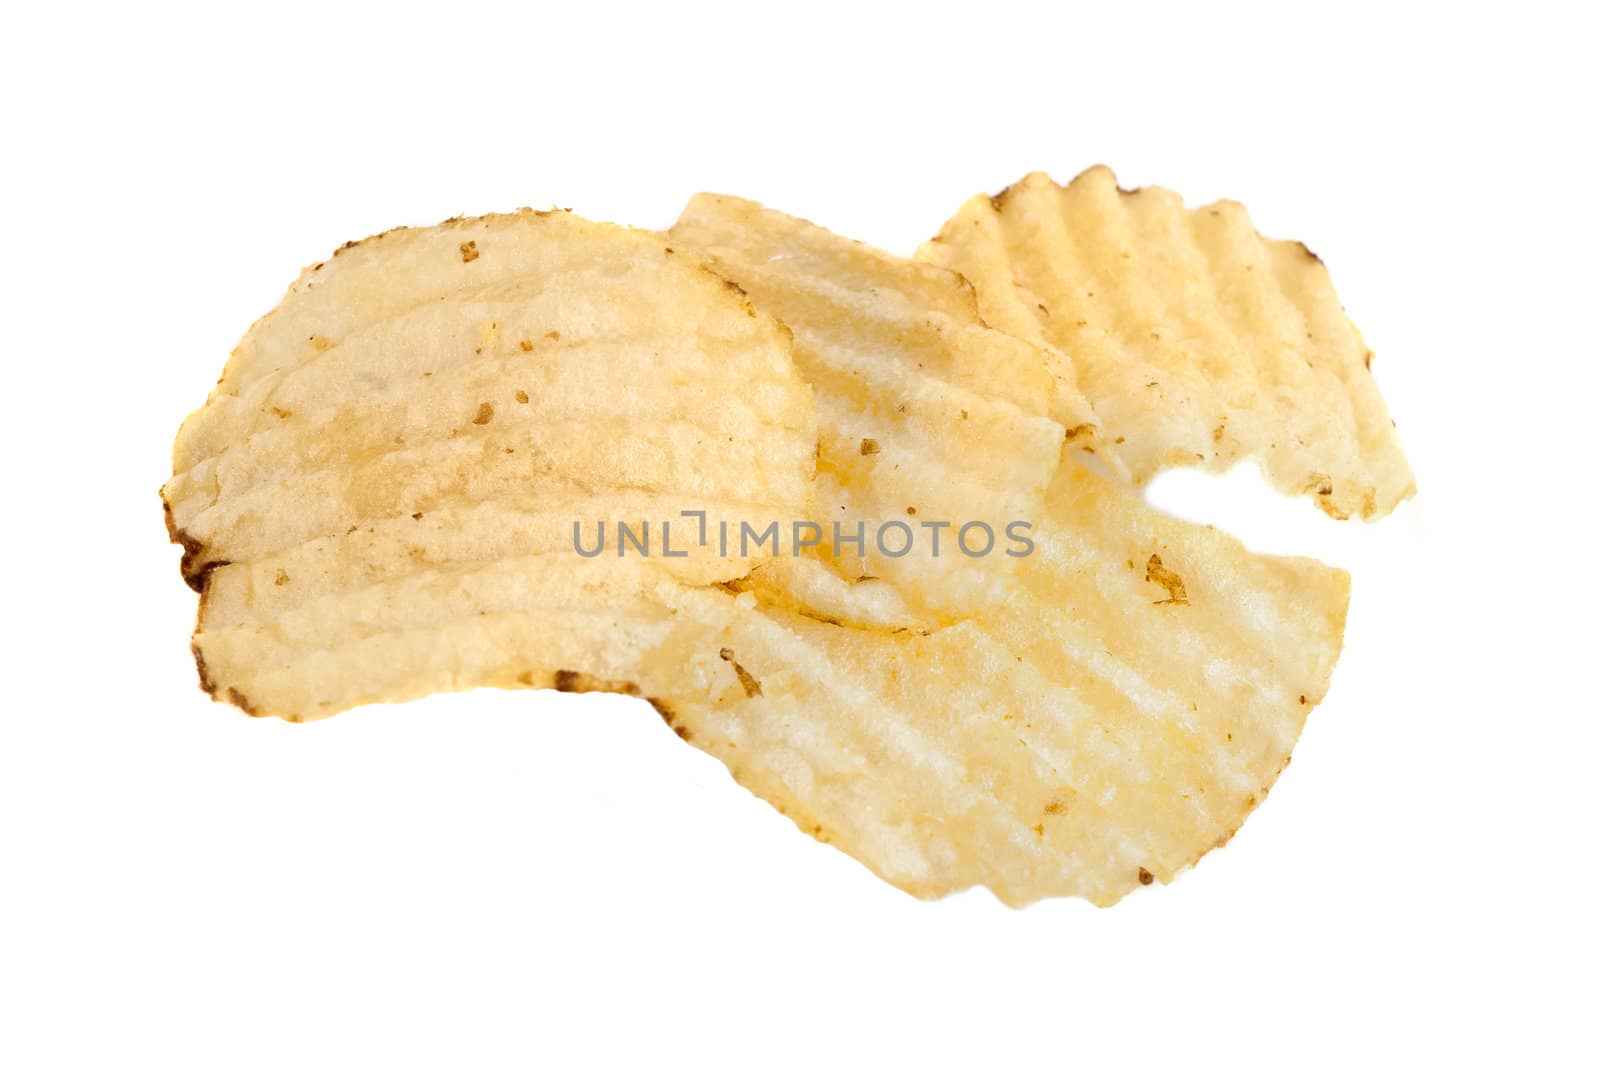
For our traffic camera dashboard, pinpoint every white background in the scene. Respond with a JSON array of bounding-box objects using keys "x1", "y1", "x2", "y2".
[{"x1": 3, "y1": 3, "x2": 1596, "y2": 1064}]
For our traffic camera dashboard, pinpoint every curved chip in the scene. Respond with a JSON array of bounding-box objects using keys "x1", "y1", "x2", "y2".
[
  {"x1": 658, "y1": 461, "x2": 1349, "y2": 906},
  {"x1": 655, "y1": 190, "x2": 1350, "y2": 904},
  {"x1": 669, "y1": 194, "x2": 1077, "y2": 624},
  {"x1": 173, "y1": 210, "x2": 787, "y2": 470},
  {"x1": 193, "y1": 557, "x2": 741, "y2": 722},
  {"x1": 165, "y1": 209, "x2": 818, "y2": 721},
  {"x1": 165, "y1": 190, "x2": 1360, "y2": 909},
  {"x1": 920, "y1": 166, "x2": 1414, "y2": 519}
]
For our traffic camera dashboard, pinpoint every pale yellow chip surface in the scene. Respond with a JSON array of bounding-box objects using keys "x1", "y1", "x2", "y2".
[
  {"x1": 167, "y1": 193, "x2": 1355, "y2": 908},
  {"x1": 921, "y1": 166, "x2": 1414, "y2": 519},
  {"x1": 657, "y1": 460, "x2": 1348, "y2": 907},
  {"x1": 194, "y1": 557, "x2": 740, "y2": 722},
  {"x1": 669, "y1": 194, "x2": 1079, "y2": 624},
  {"x1": 166, "y1": 210, "x2": 819, "y2": 721},
  {"x1": 659, "y1": 192, "x2": 1346, "y2": 904},
  {"x1": 173, "y1": 210, "x2": 763, "y2": 471}
]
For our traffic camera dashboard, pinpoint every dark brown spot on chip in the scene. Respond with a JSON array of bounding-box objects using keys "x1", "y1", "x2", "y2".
[
  {"x1": 552, "y1": 669, "x2": 641, "y2": 696},
  {"x1": 1138, "y1": 867, "x2": 1154, "y2": 886},
  {"x1": 1146, "y1": 554, "x2": 1189, "y2": 605},
  {"x1": 192, "y1": 642, "x2": 265, "y2": 718},
  {"x1": 647, "y1": 698, "x2": 691, "y2": 740},
  {"x1": 459, "y1": 241, "x2": 479, "y2": 263},
  {"x1": 859, "y1": 438, "x2": 881, "y2": 456},
  {"x1": 166, "y1": 505, "x2": 226, "y2": 592},
  {"x1": 191, "y1": 640, "x2": 216, "y2": 697},
  {"x1": 472, "y1": 402, "x2": 494, "y2": 425},
  {"x1": 719, "y1": 647, "x2": 763, "y2": 697}
]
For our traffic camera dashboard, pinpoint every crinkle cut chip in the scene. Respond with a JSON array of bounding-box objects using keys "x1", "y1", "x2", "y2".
[
  {"x1": 164, "y1": 209, "x2": 818, "y2": 722},
  {"x1": 669, "y1": 193, "x2": 1075, "y2": 625},
  {"x1": 920, "y1": 165, "x2": 1414, "y2": 519}
]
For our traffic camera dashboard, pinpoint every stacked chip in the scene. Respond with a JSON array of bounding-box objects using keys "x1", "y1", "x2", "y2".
[{"x1": 164, "y1": 169, "x2": 1408, "y2": 905}]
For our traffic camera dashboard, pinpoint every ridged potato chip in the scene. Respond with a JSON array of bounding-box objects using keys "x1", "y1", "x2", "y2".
[
  {"x1": 165, "y1": 188, "x2": 1358, "y2": 907},
  {"x1": 172, "y1": 212, "x2": 769, "y2": 470},
  {"x1": 194, "y1": 556, "x2": 740, "y2": 722},
  {"x1": 669, "y1": 194, "x2": 1078, "y2": 625},
  {"x1": 656, "y1": 460, "x2": 1348, "y2": 907},
  {"x1": 165, "y1": 210, "x2": 818, "y2": 721},
  {"x1": 654, "y1": 191, "x2": 1349, "y2": 905},
  {"x1": 920, "y1": 166, "x2": 1414, "y2": 519}
]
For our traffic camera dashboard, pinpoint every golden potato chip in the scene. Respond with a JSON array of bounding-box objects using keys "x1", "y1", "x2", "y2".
[
  {"x1": 175, "y1": 273, "x2": 751, "y2": 476},
  {"x1": 166, "y1": 191, "x2": 1357, "y2": 909},
  {"x1": 669, "y1": 194, "x2": 1080, "y2": 623},
  {"x1": 193, "y1": 556, "x2": 740, "y2": 722},
  {"x1": 651, "y1": 190, "x2": 1351, "y2": 904},
  {"x1": 196, "y1": 495, "x2": 797, "y2": 630},
  {"x1": 166, "y1": 210, "x2": 819, "y2": 721},
  {"x1": 920, "y1": 166, "x2": 1414, "y2": 519},
  {"x1": 660, "y1": 460, "x2": 1349, "y2": 906},
  {"x1": 174, "y1": 210, "x2": 758, "y2": 470}
]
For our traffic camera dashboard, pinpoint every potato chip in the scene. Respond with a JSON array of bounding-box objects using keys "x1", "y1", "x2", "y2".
[
  {"x1": 166, "y1": 210, "x2": 818, "y2": 721},
  {"x1": 193, "y1": 556, "x2": 740, "y2": 722},
  {"x1": 652, "y1": 190, "x2": 1350, "y2": 904},
  {"x1": 195, "y1": 495, "x2": 796, "y2": 630},
  {"x1": 173, "y1": 210, "x2": 764, "y2": 471},
  {"x1": 669, "y1": 194, "x2": 1080, "y2": 623},
  {"x1": 920, "y1": 166, "x2": 1414, "y2": 519},
  {"x1": 659, "y1": 460, "x2": 1349, "y2": 906},
  {"x1": 175, "y1": 272, "x2": 754, "y2": 477},
  {"x1": 166, "y1": 191, "x2": 1357, "y2": 908}
]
